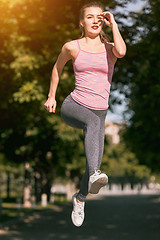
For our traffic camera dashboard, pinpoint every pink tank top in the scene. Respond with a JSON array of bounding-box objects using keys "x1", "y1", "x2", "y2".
[{"x1": 70, "y1": 39, "x2": 115, "y2": 110}]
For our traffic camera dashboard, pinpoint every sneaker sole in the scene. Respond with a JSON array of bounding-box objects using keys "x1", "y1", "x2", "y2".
[{"x1": 89, "y1": 176, "x2": 108, "y2": 194}]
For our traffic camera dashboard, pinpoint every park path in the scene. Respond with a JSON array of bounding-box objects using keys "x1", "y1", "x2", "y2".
[{"x1": 0, "y1": 194, "x2": 160, "y2": 240}]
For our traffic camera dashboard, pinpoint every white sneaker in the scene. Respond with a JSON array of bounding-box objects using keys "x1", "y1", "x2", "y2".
[
  {"x1": 71, "y1": 193, "x2": 85, "y2": 227},
  {"x1": 88, "y1": 170, "x2": 108, "y2": 194}
]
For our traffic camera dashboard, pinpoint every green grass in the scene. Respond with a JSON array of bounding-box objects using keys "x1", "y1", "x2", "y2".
[
  {"x1": 0, "y1": 197, "x2": 71, "y2": 223},
  {"x1": 1, "y1": 203, "x2": 44, "y2": 223}
]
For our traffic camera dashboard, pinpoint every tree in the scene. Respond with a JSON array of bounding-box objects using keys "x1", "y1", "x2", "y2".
[
  {"x1": 120, "y1": 0, "x2": 160, "y2": 172},
  {"x1": 102, "y1": 135, "x2": 151, "y2": 188}
]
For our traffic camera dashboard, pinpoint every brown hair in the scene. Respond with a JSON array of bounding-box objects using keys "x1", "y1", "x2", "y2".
[{"x1": 79, "y1": 1, "x2": 110, "y2": 43}]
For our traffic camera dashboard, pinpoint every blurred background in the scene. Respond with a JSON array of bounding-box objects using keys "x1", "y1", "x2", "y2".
[{"x1": 0, "y1": 0, "x2": 160, "y2": 237}]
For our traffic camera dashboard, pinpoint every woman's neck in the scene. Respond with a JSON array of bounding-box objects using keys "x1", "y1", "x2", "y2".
[{"x1": 83, "y1": 35, "x2": 102, "y2": 44}]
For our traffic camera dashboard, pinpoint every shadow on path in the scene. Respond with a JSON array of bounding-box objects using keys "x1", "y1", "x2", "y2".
[{"x1": 0, "y1": 195, "x2": 160, "y2": 240}]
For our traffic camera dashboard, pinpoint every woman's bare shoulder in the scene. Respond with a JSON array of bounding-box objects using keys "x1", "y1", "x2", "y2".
[
  {"x1": 63, "y1": 40, "x2": 78, "y2": 52},
  {"x1": 62, "y1": 40, "x2": 79, "y2": 62}
]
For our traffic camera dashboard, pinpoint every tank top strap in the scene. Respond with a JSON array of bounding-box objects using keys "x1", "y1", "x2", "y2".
[{"x1": 76, "y1": 39, "x2": 81, "y2": 51}]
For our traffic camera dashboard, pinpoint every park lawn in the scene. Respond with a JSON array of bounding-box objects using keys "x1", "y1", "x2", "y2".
[
  {"x1": 0, "y1": 197, "x2": 71, "y2": 223},
  {"x1": 1, "y1": 203, "x2": 45, "y2": 223}
]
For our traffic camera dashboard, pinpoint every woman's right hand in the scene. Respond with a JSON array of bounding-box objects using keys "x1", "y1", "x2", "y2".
[{"x1": 44, "y1": 97, "x2": 57, "y2": 113}]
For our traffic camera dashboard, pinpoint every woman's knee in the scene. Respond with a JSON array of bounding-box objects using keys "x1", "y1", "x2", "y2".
[
  {"x1": 86, "y1": 116, "x2": 101, "y2": 133},
  {"x1": 61, "y1": 103, "x2": 85, "y2": 129}
]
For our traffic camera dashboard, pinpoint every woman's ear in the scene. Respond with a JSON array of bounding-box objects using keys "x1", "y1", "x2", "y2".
[{"x1": 80, "y1": 20, "x2": 84, "y2": 28}]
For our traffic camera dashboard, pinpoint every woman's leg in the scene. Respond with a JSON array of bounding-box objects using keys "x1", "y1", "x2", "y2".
[
  {"x1": 77, "y1": 108, "x2": 107, "y2": 201},
  {"x1": 96, "y1": 110, "x2": 107, "y2": 170},
  {"x1": 60, "y1": 94, "x2": 107, "y2": 201}
]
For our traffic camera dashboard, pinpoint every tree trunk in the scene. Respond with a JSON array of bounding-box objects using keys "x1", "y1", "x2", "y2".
[
  {"x1": 41, "y1": 172, "x2": 53, "y2": 202},
  {"x1": 23, "y1": 162, "x2": 32, "y2": 208},
  {"x1": 7, "y1": 171, "x2": 10, "y2": 199},
  {"x1": 34, "y1": 174, "x2": 42, "y2": 203},
  {"x1": 0, "y1": 198, "x2": 2, "y2": 216}
]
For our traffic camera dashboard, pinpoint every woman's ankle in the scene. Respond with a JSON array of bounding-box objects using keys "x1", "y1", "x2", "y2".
[{"x1": 76, "y1": 198, "x2": 84, "y2": 204}]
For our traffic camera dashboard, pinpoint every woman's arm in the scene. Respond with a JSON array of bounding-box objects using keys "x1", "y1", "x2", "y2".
[
  {"x1": 101, "y1": 11, "x2": 127, "y2": 58},
  {"x1": 111, "y1": 22, "x2": 126, "y2": 58},
  {"x1": 44, "y1": 42, "x2": 72, "y2": 113}
]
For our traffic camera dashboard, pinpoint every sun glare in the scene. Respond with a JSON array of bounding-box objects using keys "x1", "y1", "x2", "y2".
[{"x1": 1, "y1": 0, "x2": 25, "y2": 7}]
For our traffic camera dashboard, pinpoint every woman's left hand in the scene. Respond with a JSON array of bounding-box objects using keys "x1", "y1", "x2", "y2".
[{"x1": 100, "y1": 11, "x2": 116, "y2": 28}]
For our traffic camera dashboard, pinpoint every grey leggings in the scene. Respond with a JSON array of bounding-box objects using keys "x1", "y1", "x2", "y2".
[{"x1": 60, "y1": 94, "x2": 107, "y2": 202}]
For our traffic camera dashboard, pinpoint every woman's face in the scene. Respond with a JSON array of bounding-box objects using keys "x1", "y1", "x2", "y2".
[{"x1": 80, "y1": 7, "x2": 104, "y2": 36}]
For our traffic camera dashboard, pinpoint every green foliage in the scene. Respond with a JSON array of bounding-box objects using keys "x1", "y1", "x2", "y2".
[
  {"x1": 12, "y1": 80, "x2": 44, "y2": 103},
  {"x1": 119, "y1": 0, "x2": 160, "y2": 172},
  {"x1": 102, "y1": 137, "x2": 151, "y2": 184}
]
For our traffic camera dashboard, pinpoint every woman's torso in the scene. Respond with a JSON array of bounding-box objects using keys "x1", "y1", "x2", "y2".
[
  {"x1": 69, "y1": 38, "x2": 116, "y2": 110},
  {"x1": 70, "y1": 38, "x2": 117, "y2": 65}
]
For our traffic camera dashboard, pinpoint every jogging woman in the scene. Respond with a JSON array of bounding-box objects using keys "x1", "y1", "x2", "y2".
[{"x1": 44, "y1": 1, "x2": 126, "y2": 227}]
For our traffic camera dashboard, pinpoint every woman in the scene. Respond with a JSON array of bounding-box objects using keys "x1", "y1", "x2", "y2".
[{"x1": 44, "y1": 1, "x2": 126, "y2": 227}]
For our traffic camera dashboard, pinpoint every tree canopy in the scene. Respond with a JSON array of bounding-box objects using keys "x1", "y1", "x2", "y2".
[{"x1": 120, "y1": 0, "x2": 160, "y2": 172}]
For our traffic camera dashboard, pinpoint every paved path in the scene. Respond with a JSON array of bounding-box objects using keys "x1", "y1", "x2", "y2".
[{"x1": 0, "y1": 195, "x2": 160, "y2": 240}]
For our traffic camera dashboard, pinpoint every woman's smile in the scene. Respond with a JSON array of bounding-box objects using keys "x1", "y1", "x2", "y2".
[{"x1": 91, "y1": 25, "x2": 99, "y2": 30}]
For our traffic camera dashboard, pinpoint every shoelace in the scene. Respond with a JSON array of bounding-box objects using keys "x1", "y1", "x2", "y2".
[
  {"x1": 93, "y1": 170, "x2": 101, "y2": 176},
  {"x1": 74, "y1": 203, "x2": 84, "y2": 218}
]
